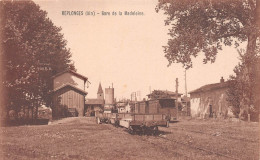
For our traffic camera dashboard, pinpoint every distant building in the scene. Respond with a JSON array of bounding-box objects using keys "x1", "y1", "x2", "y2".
[
  {"x1": 116, "y1": 101, "x2": 132, "y2": 113},
  {"x1": 189, "y1": 77, "x2": 232, "y2": 118},
  {"x1": 97, "y1": 82, "x2": 104, "y2": 100},
  {"x1": 104, "y1": 86, "x2": 115, "y2": 113},
  {"x1": 131, "y1": 91, "x2": 142, "y2": 101},
  {"x1": 85, "y1": 83, "x2": 105, "y2": 116},
  {"x1": 117, "y1": 102, "x2": 127, "y2": 113},
  {"x1": 52, "y1": 70, "x2": 88, "y2": 119}
]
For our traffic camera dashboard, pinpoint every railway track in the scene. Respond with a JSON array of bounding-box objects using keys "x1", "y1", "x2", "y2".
[
  {"x1": 138, "y1": 136, "x2": 192, "y2": 159},
  {"x1": 167, "y1": 127, "x2": 258, "y2": 144},
  {"x1": 120, "y1": 122, "x2": 256, "y2": 160},
  {"x1": 123, "y1": 125, "x2": 242, "y2": 160},
  {"x1": 127, "y1": 126, "x2": 241, "y2": 160},
  {"x1": 156, "y1": 135, "x2": 240, "y2": 160},
  {"x1": 97, "y1": 112, "x2": 256, "y2": 159}
]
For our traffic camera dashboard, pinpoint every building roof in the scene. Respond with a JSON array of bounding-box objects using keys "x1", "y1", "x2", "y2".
[
  {"x1": 53, "y1": 83, "x2": 88, "y2": 95},
  {"x1": 97, "y1": 82, "x2": 103, "y2": 94},
  {"x1": 189, "y1": 81, "x2": 231, "y2": 94},
  {"x1": 52, "y1": 70, "x2": 88, "y2": 81},
  {"x1": 85, "y1": 99, "x2": 104, "y2": 105}
]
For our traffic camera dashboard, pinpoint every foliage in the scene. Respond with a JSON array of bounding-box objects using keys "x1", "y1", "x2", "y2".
[
  {"x1": 1, "y1": 0, "x2": 75, "y2": 120},
  {"x1": 227, "y1": 50, "x2": 259, "y2": 120},
  {"x1": 226, "y1": 62, "x2": 244, "y2": 118},
  {"x1": 157, "y1": 0, "x2": 260, "y2": 121},
  {"x1": 156, "y1": 0, "x2": 259, "y2": 69},
  {"x1": 149, "y1": 90, "x2": 174, "y2": 99}
]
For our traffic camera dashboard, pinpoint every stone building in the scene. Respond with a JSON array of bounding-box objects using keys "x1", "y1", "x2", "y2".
[{"x1": 189, "y1": 77, "x2": 232, "y2": 118}]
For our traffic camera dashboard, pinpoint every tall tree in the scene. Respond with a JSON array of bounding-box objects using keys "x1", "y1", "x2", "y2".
[
  {"x1": 156, "y1": 0, "x2": 260, "y2": 120},
  {"x1": 1, "y1": 0, "x2": 75, "y2": 121},
  {"x1": 156, "y1": 0, "x2": 259, "y2": 68}
]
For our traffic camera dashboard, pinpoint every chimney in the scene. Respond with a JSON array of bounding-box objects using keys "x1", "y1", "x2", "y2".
[{"x1": 220, "y1": 77, "x2": 225, "y2": 83}]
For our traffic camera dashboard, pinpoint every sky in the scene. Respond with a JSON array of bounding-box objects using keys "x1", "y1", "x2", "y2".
[{"x1": 35, "y1": 0, "x2": 241, "y2": 100}]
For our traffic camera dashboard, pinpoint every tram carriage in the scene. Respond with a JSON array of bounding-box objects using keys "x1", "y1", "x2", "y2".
[
  {"x1": 134, "y1": 98, "x2": 177, "y2": 121},
  {"x1": 96, "y1": 98, "x2": 177, "y2": 134}
]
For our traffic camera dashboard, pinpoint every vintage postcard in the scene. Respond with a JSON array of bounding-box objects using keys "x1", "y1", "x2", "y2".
[{"x1": 0, "y1": 0, "x2": 259, "y2": 159}]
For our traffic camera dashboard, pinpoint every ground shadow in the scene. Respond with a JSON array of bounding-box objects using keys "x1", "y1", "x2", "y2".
[
  {"x1": 1, "y1": 119, "x2": 49, "y2": 127},
  {"x1": 169, "y1": 120, "x2": 180, "y2": 123},
  {"x1": 123, "y1": 128, "x2": 172, "y2": 136}
]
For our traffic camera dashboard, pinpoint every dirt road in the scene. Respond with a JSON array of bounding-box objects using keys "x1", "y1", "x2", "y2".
[{"x1": 0, "y1": 117, "x2": 259, "y2": 160}]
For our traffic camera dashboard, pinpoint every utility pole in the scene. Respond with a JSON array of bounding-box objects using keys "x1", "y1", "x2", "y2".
[
  {"x1": 175, "y1": 78, "x2": 179, "y2": 120},
  {"x1": 184, "y1": 69, "x2": 189, "y2": 116},
  {"x1": 185, "y1": 69, "x2": 187, "y2": 97}
]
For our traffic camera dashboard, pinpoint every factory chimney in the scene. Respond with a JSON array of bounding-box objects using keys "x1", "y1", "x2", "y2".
[{"x1": 220, "y1": 77, "x2": 225, "y2": 83}]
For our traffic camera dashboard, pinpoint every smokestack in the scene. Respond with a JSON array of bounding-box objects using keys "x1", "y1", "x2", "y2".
[{"x1": 220, "y1": 77, "x2": 224, "y2": 83}]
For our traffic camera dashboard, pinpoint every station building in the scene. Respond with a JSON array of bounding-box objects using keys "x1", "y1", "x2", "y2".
[{"x1": 52, "y1": 70, "x2": 88, "y2": 119}]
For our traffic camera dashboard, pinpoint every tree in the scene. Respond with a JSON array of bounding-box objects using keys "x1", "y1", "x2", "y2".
[
  {"x1": 156, "y1": 0, "x2": 259, "y2": 68},
  {"x1": 227, "y1": 50, "x2": 259, "y2": 121},
  {"x1": 226, "y1": 54, "x2": 246, "y2": 118},
  {"x1": 156, "y1": 0, "x2": 260, "y2": 121},
  {"x1": 1, "y1": 0, "x2": 75, "y2": 122},
  {"x1": 149, "y1": 90, "x2": 173, "y2": 99}
]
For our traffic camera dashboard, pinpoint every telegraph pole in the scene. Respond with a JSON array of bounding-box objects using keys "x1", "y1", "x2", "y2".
[
  {"x1": 185, "y1": 69, "x2": 187, "y2": 97},
  {"x1": 175, "y1": 78, "x2": 179, "y2": 120},
  {"x1": 184, "y1": 69, "x2": 188, "y2": 116}
]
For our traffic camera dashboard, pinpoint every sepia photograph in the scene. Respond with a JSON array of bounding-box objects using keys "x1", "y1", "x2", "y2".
[{"x1": 0, "y1": 0, "x2": 259, "y2": 159}]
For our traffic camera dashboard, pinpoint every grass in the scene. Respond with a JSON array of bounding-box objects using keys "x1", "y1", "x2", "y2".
[{"x1": 0, "y1": 117, "x2": 259, "y2": 160}]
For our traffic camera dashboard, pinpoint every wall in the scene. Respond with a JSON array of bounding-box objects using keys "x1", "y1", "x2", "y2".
[
  {"x1": 105, "y1": 88, "x2": 114, "y2": 104},
  {"x1": 97, "y1": 92, "x2": 104, "y2": 100},
  {"x1": 190, "y1": 88, "x2": 229, "y2": 118},
  {"x1": 148, "y1": 100, "x2": 159, "y2": 114},
  {"x1": 85, "y1": 105, "x2": 103, "y2": 116},
  {"x1": 53, "y1": 88, "x2": 85, "y2": 118},
  {"x1": 53, "y1": 72, "x2": 85, "y2": 91},
  {"x1": 125, "y1": 104, "x2": 131, "y2": 113}
]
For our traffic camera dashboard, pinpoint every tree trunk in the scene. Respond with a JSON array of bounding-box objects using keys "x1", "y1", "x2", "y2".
[
  {"x1": 240, "y1": 33, "x2": 257, "y2": 121},
  {"x1": 31, "y1": 106, "x2": 34, "y2": 120},
  {"x1": 26, "y1": 106, "x2": 29, "y2": 121},
  {"x1": 35, "y1": 106, "x2": 38, "y2": 120},
  {"x1": 256, "y1": 0, "x2": 260, "y2": 29},
  {"x1": 240, "y1": 0, "x2": 260, "y2": 121}
]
